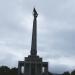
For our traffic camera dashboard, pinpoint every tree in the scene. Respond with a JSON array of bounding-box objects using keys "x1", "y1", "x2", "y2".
[
  {"x1": 71, "y1": 70, "x2": 75, "y2": 75},
  {"x1": 48, "y1": 72, "x2": 53, "y2": 75},
  {"x1": 10, "y1": 67, "x2": 18, "y2": 75},
  {"x1": 0, "y1": 66, "x2": 18, "y2": 75},
  {"x1": 62, "y1": 71, "x2": 70, "y2": 75},
  {"x1": 0, "y1": 66, "x2": 10, "y2": 75}
]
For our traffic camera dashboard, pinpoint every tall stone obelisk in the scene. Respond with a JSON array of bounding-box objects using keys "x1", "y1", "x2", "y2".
[
  {"x1": 18, "y1": 8, "x2": 48, "y2": 75},
  {"x1": 31, "y1": 8, "x2": 38, "y2": 56}
]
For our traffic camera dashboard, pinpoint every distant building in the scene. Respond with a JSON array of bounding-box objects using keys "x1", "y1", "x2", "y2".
[{"x1": 18, "y1": 8, "x2": 48, "y2": 75}]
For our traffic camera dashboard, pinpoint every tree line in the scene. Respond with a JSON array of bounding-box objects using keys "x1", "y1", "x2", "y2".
[
  {"x1": 0, "y1": 66, "x2": 18, "y2": 75},
  {"x1": 0, "y1": 66, "x2": 75, "y2": 75},
  {"x1": 62, "y1": 71, "x2": 75, "y2": 75}
]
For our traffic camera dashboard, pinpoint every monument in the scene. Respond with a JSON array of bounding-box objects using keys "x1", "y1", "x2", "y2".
[{"x1": 18, "y1": 8, "x2": 48, "y2": 75}]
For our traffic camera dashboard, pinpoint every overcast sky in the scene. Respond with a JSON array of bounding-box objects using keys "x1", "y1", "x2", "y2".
[{"x1": 0, "y1": 0, "x2": 74, "y2": 74}]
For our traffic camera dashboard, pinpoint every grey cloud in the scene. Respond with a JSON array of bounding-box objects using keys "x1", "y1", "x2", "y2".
[{"x1": 0, "y1": 0, "x2": 74, "y2": 74}]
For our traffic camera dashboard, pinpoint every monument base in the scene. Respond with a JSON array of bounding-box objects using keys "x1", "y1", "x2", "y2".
[{"x1": 18, "y1": 55, "x2": 48, "y2": 75}]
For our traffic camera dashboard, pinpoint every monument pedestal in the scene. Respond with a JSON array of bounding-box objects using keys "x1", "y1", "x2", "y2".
[{"x1": 18, "y1": 55, "x2": 48, "y2": 75}]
